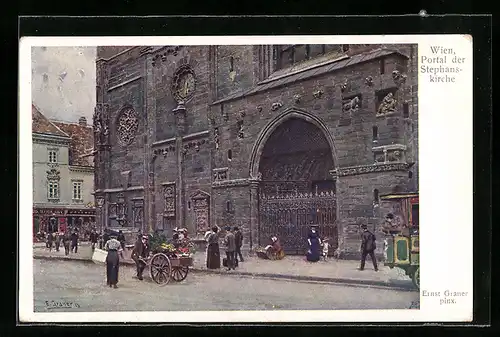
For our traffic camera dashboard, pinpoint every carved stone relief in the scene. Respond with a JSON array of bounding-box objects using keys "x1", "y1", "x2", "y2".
[
  {"x1": 117, "y1": 107, "x2": 139, "y2": 146},
  {"x1": 93, "y1": 104, "x2": 109, "y2": 146},
  {"x1": 365, "y1": 76, "x2": 373, "y2": 86},
  {"x1": 377, "y1": 92, "x2": 397, "y2": 116},
  {"x1": 271, "y1": 102, "x2": 283, "y2": 111},
  {"x1": 213, "y1": 127, "x2": 220, "y2": 150},
  {"x1": 313, "y1": 89, "x2": 324, "y2": 99},
  {"x1": 132, "y1": 199, "x2": 144, "y2": 228},
  {"x1": 163, "y1": 183, "x2": 176, "y2": 218},
  {"x1": 392, "y1": 70, "x2": 407, "y2": 86},
  {"x1": 183, "y1": 139, "x2": 207, "y2": 155},
  {"x1": 293, "y1": 94, "x2": 302, "y2": 103},
  {"x1": 191, "y1": 190, "x2": 210, "y2": 232},
  {"x1": 340, "y1": 81, "x2": 349, "y2": 93},
  {"x1": 154, "y1": 145, "x2": 176, "y2": 157},
  {"x1": 108, "y1": 203, "x2": 117, "y2": 219},
  {"x1": 342, "y1": 96, "x2": 361, "y2": 114},
  {"x1": 46, "y1": 168, "x2": 61, "y2": 181},
  {"x1": 152, "y1": 46, "x2": 182, "y2": 67},
  {"x1": 213, "y1": 167, "x2": 229, "y2": 181}
]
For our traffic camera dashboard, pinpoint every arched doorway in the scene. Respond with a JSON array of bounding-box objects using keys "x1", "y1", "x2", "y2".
[{"x1": 256, "y1": 117, "x2": 338, "y2": 254}]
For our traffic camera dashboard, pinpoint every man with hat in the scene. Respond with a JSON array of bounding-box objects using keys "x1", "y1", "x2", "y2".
[
  {"x1": 358, "y1": 224, "x2": 378, "y2": 271},
  {"x1": 131, "y1": 234, "x2": 150, "y2": 281},
  {"x1": 223, "y1": 226, "x2": 236, "y2": 271}
]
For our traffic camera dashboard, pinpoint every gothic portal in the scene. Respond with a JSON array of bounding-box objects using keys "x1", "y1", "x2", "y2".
[{"x1": 256, "y1": 117, "x2": 338, "y2": 254}]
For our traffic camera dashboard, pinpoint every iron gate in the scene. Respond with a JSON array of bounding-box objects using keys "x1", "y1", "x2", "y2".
[{"x1": 258, "y1": 181, "x2": 338, "y2": 255}]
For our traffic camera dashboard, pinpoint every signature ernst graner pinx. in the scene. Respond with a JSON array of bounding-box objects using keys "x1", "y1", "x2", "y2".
[{"x1": 44, "y1": 300, "x2": 80, "y2": 309}]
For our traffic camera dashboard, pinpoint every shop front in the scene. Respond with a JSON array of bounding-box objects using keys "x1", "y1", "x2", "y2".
[{"x1": 33, "y1": 206, "x2": 96, "y2": 238}]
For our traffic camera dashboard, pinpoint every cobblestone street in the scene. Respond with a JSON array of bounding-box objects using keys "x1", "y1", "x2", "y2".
[{"x1": 34, "y1": 259, "x2": 419, "y2": 312}]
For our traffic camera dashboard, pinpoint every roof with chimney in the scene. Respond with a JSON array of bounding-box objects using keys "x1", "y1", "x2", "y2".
[
  {"x1": 32, "y1": 104, "x2": 70, "y2": 138},
  {"x1": 52, "y1": 117, "x2": 94, "y2": 167}
]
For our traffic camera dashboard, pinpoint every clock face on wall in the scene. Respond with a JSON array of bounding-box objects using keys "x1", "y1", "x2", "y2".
[{"x1": 172, "y1": 65, "x2": 196, "y2": 102}]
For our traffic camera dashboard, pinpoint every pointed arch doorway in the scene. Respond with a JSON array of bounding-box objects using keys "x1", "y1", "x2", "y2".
[{"x1": 253, "y1": 115, "x2": 338, "y2": 255}]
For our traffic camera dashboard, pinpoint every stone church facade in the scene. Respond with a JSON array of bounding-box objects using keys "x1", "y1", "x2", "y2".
[{"x1": 94, "y1": 44, "x2": 418, "y2": 257}]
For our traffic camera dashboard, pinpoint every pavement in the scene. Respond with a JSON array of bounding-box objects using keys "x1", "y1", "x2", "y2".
[
  {"x1": 32, "y1": 244, "x2": 415, "y2": 290},
  {"x1": 33, "y1": 259, "x2": 420, "y2": 312}
]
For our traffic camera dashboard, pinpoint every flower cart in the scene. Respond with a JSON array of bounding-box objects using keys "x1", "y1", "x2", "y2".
[{"x1": 145, "y1": 232, "x2": 195, "y2": 285}]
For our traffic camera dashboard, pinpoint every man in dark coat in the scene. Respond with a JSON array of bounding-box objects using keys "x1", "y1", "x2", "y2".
[
  {"x1": 117, "y1": 230, "x2": 126, "y2": 250},
  {"x1": 223, "y1": 226, "x2": 236, "y2": 271},
  {"x1": 358, "y1": 224, "x2": 378, "y2": 271},
  {"x1": 233, "y1": 226, "x2": 244, "y2": 262},
  {"x1": 131, "y1": 235, "x2": 150, "y2": 280},
  {"x1": 54, "y1": 232, "x2": 61, "y2": 252},
  {"x1": 70, "y1": 229, "x2": 79, "y2": 253},
  {"x1": 89, "y1": 229, "x2": 99, "y2": 251},
  {"x1": 62, "y1": 231, "x2": 71, "y2": 256}
]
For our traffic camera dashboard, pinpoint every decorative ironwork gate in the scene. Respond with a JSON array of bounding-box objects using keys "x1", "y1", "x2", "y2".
[{"x1": 258, "y1": 181, "x2": 337, "y2": 255}]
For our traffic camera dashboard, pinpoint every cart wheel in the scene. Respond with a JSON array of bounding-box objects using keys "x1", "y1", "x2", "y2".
[
  {"x1": 171, "y1": 266, "x2": 189, "y2": 282},
  {"x1": 150, "y1": 253, "x2": 171, "y2": 285},
  {"x1": 412, "y1": 267, "x2": 420, "y2": 290}
]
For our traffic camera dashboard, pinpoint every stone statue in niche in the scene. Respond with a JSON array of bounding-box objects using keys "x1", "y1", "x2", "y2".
[
  {"x1": 377, "y1": 92, "x2": 397, "y2": 115},
  {"x1": 237, "y1": 120, "x2": 244, "y2": 139}
]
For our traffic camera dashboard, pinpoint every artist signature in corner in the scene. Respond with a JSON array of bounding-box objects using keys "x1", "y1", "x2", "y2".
[{"x1": 44, "y1": 300, "x2": 80, "y2": 310}]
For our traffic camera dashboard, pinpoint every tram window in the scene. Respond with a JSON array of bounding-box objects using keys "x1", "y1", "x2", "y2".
[{"x1": 411, "y1": 204, "x2": 419, "y2": 228}]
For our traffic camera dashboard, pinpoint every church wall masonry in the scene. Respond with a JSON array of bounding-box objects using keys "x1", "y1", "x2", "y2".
[{"x1": 94, "y1": 44, "x2": 419, "y2": 258}]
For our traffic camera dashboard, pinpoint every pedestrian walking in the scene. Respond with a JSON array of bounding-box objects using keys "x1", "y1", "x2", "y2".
[
  {"x1": 63, "y1": 231, "x2": 71, "y2": 256},
  {"x1": 89, "y1": 229, "x2": 98, "y2": 251},
  {"x1": 104, "y1": 234, "x2": 122, "y2": 288},
  {"x1": 71, "y1": 229, "x2": 79, "y2": 253},
  {"x1": 47, "y1": 232, "x2": 53, "y2": 252},
  {"x1": 131, "y1": 235, "x2": 150, "y2": 280},
  {"x1": 54, "y1": 232, "x2": 62, "y2": 252},
  {"x1": 358, "y1": 224, "x2": 378, "y2": 271},
  {"x1": 306, "y1": 227, "x2": 321, "y2": 262},
  {"x1": 206, "y1": 226, "x2": 221, "y2": 269},
  {"x1": 223, "y1": 226, "x2": 236, "y2": 271},
  {"x1": 233, "y1": 226, "x2": 244, "y2": 262}
]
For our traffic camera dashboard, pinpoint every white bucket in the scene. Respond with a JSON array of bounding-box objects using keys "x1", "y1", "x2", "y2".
[{"x1": 92, "y1": 248, "x2": 107, "y2": 264}]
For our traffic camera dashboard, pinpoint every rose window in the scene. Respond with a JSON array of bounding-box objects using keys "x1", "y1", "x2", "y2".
[{"x1": 117, "y1": 108, "x2": 139, "y2": 146}]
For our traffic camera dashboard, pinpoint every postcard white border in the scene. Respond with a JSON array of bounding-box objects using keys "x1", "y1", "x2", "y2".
[{"x1": 19, "y1": 35, "x2": 473, "y2": 323}]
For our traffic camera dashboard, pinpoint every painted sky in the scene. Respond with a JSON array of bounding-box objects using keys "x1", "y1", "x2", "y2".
[{"x1": 31, "y1": 46, "x2": 96, "y2": 124}]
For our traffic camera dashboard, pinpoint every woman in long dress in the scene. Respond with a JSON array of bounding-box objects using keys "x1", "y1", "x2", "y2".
[
  {"x1": 104, "y1": 234, "x2": 123, "y2": 288},
  {"x1": 206, "y1": 226, "x2": 221, "y2": 269},
  {"x1": 306, "y1": 228, "x2": 322, "y2": 262}
]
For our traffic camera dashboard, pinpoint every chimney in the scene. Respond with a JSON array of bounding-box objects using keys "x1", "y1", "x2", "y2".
[{"x1": 78, "y1": 117, "x2": 87, "y2": 126}]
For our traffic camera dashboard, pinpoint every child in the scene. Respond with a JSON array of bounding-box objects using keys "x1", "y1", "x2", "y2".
[{"x1": 322, "y1": 237, "x2": 330, "y2": 261}]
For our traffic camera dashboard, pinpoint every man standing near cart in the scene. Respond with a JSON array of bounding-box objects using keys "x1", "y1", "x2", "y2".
[
  {"x1": 131, "y1": 234, "x2": 150, "y2": 281},
  {"x1": 358, "y1": 224, "x2": 378, "y2": 271}
]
